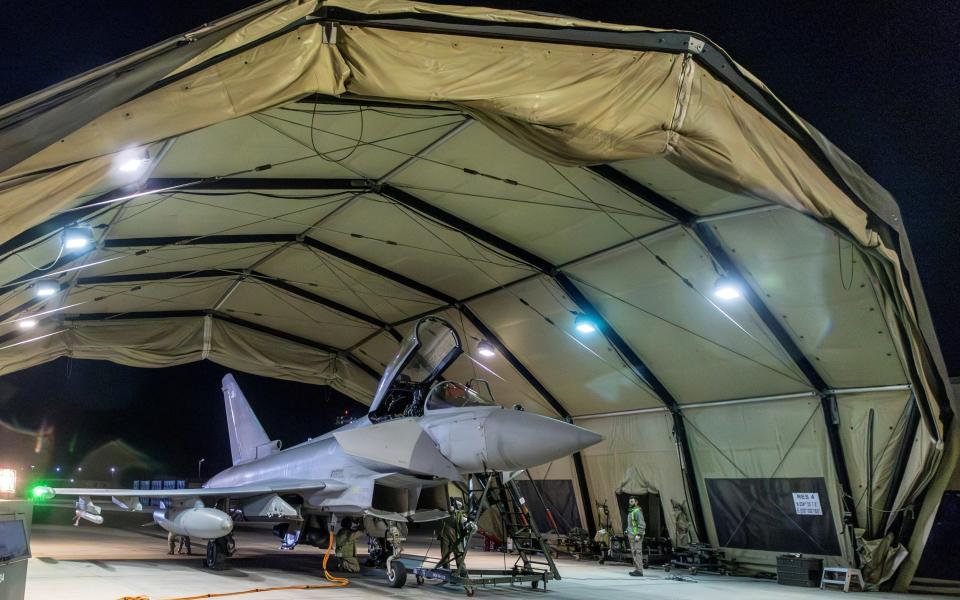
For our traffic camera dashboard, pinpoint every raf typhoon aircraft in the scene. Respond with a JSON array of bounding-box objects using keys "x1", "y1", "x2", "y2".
[{"x1": 36, "y1": 316, "x2": 602, "y2": 587}]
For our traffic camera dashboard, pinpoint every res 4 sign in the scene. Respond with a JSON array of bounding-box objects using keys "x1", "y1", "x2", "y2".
[{"x1": 792, "y1": 492, "x2": 823, "y2": 516}]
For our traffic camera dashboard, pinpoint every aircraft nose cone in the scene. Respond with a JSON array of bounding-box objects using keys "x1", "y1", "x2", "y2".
[{"x1": 482, "y1": 410, "x2": 602, "y2": 470}]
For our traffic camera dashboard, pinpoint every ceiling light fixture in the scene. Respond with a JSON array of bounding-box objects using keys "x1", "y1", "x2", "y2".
[
  {"x1": 34, "y1": 279, "x2": 59, "y2": 297},
  {"x1": 574, "y1": 314, "x2": 597, "y2": 334},
  {"x1": 117, "y1": 149, "x2": 150, "y2": 173},
  {"x1": 477, "y1": 340, "x2": 496, "y2": 358},
  {"x1": 713, "y1": 275, "x2": 742, "y2": 301},
  {"x1": 62, "y1": 225, "x2": 94, "y2": 250}
]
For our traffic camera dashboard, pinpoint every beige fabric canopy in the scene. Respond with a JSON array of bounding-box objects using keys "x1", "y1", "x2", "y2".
[{"x1": 0, "y1": 0, "x2": 954, "y2": 588}]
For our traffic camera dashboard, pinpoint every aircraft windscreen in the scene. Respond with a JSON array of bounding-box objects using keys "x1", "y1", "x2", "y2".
[
  {"x1": 426, "y1": 381, "x2": 495, "y2": 411},
  {"x1": 369, "y1": 317, "x2": 463, "y2": 417},
  {"x1": 401, "y1": 319, "x2": 459, "y2": 383}
]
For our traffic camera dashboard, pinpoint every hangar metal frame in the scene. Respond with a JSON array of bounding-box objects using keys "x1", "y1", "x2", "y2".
[{"x1": 0, "y1": 4, "x2": 951, "y2": 583}]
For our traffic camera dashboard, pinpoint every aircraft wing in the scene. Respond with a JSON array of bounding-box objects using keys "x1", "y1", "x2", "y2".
[{"x1": 37, "y1": 479, "x2": 342, "y2": 501}]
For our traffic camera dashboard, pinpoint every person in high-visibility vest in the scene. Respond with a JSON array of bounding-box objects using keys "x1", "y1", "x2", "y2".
[{"x1": 626, "y1": 496, "x2": 646, "y2": 576}]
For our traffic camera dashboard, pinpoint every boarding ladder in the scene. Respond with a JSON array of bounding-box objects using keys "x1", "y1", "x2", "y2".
[{"x1": 414, "y1": 470, "x2": 560, "y2": 595}]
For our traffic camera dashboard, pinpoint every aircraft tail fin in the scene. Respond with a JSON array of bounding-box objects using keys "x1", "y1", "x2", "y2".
[{"x1": 221, "y1": 374, "x2": 270, "y2": 466}]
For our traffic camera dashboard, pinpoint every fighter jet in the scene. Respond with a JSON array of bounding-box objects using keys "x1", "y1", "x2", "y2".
[{"x1": 34, "y1": 316, "x2": 602, "y2": 587}]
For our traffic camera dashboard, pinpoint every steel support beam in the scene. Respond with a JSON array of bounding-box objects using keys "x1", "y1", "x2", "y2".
[
  {"x1": 145, "y1": 178, "x2": 367, "y2": 191},
  {"x1": 75, "y1": 268, "x2": 388, "y2": 329},
  {"x1": 553, "y1": 272, "x2": 708, "y2": 539},
  {"x1": 103, "y1": 234, "x2": 296, "y2": 248},
  {"x1": 301, "y1": 237, "x2": 457, "y2": 304},
  {"x1": 882, "y1": 396, "x2": 921, "y2": 530},
  {"x1": 591, "y1": 167, "x2": 862, "y2": 534},
  {"x1": 378, "y1": 184, "x2": 554, "y2": 273}
]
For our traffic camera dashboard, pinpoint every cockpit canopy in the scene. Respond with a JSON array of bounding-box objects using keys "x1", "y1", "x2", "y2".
[
  {"x1": 368, "y1": 317, "x2": 463, "y2": 420},
  {"x1": 425, "y1": 380, "x2": 496, "y2": 411}
]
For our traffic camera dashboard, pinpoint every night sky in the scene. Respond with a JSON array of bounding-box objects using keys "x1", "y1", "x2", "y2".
[{"x1": 1, "y1": 2, "x2": 957, "y2": 475}]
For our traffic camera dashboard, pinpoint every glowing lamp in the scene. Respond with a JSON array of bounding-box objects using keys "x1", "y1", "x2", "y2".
[
  {"x1": 117, "y1": 150, "x2": 150, "y2": 173},
  {"x1": 35, "y1": 279, "x2": 59, "y2": 297},
  {"x1": 713, "y1": 275, "x2": 742, "y2": 301},
  {"x1": 62, "y1": 225, "x2": 94, "y2": 250},
  {"x1": 18, "y1": 318, "x2": 37, "y2": 330},
  {"x1": 0, "y1": 468, "x2": 15, "y2": 494},
  {"x1": 477, "y1": 340, "x2": 496, "y2": 358},
  {"x1": 574, "y1": 314, "x2": 597, "y2": 334}
]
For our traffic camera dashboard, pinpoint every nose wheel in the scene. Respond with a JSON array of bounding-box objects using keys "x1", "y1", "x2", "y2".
[{"x1": 387, "y1": 561, "x2": 407, "y2": 588}]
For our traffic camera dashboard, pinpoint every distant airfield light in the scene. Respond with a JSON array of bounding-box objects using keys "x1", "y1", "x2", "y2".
[
  {"x1": 109, "y1": 466, "x2": 117, "y2": 474},
  {"x1": 477, "y1": 340, "x2": 496, "y2": 358},
  {"x1": 0, "y1": 468, "x2": 15, "y2": 494},
  {"x1": 18, "y1": 318, "x2": 38, "y2": 330},
  {"x1": 713, "y1": 275, "x2": 743, "y2": 301},
  {"x1": 54, "y1": 466, "x2": 61, "y2": 473},
  {"x1": 62, "y1": 225, "x2": 94, "y2": 250},
  {"x1": 34, "y1": 279, "x2": 59, "y2": 297},
  {"x1": 77, "y1": 466, "x2": 83, "y2": 472},
  {"x1": 117, "y1": 149, "x2": 151, "y2": 173},
  {"x1": 574, "y1": 314, "x2": 598, "y2": 335}
]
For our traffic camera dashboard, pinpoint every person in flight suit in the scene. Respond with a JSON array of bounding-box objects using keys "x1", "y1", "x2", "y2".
[
  {"x1": 335, "y1": 517, "x2": 364, "y2": 573},
  {"x1": 594, "y1": 503, "x2": 613, "y2": 564},
  {"x1": 438, "y1": 498, "x2": 468, "y2": 572},
  {"x1": 626, "y1": 496, "x2": 646, "y2": 577}
]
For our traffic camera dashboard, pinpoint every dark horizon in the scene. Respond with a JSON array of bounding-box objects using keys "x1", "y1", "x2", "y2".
[{"x1": 0, "y1": 357, "x2": 364, "y2": 478}]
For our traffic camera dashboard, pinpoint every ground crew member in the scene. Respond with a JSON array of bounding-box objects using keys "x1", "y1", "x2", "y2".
[
  {"x1": 594, "y1": 503, "x2": 613, "y2": 564},
  {"x1": 178, "y1": 535, "x2": 192, "y2": 555},
  {"x1": 626, "y1": 496, "x2": 646, "y2": 576},
  {"x1": 671, "y1": 499, "x2": 693, "y2": 547},
  {"x1": 437, "y1": 498, "x2": 467, "y2": 571},
  {"x1": 167, "y1": 531, "x2": 179, "y2": 555},
  {"x1": 335, "y1": 517, "x2": 364, "y2": 573}
]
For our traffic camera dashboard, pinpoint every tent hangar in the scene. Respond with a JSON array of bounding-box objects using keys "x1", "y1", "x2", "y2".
[{"x1": 0, "y1": 0, "x2": 956, "y2": 592}]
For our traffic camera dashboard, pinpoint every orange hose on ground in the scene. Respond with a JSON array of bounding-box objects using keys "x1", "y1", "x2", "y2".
[{"x1": 120, "y1": 531, "x2": 349, "y2": 600}]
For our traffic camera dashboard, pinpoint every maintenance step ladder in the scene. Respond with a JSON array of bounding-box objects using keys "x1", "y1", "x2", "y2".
[
  {"x1": 820, "y1": 567, "x2": 864, "y2": 592},
  {"x1": 413, "y1": 470, "x2": 560, "y2": 596}
]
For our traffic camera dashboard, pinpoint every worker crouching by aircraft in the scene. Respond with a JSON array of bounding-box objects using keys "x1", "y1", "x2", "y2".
[
  {"x1": 627, "y1": 496, "x2": 646, "y2": 576},
  {"x1": 335, "y1": 517, "x2": 364, "y2": 573}
]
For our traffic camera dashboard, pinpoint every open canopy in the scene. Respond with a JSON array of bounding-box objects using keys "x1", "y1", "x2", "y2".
[{"x1": 0, "y1": 0, "x2": 954, "y2": 586}]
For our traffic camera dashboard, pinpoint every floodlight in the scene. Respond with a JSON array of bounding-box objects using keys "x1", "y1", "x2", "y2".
[
  {"x1": 0, "y1": 468, "x2": 15, "y2": 494},
  {"x1": 35, "y1": 279, "x2": 59, "y2": 297},
  {"x1": 117, "y1": 150, "x2": 150, "y2": 173},
  {"x1": 477, "y1": 340, "x2": 496, "y2": 358},
  {"x1": 574, "y1": 314, "x2": 597, "y2": 334},
  {"x1": 18, "y1": 318, "x2": 37, "y2": 330},
  {"x1": 713, "y1": 275, "x2": 742, "y2": 301},
  {"x1": 62, "y1": 225, "x2": 94, "y2": 250}
]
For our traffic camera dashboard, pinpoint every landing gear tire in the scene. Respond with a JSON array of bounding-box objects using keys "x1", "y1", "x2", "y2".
[
  {"x1": 204, "y1": 537, "x2": 230, "y2": 570},
  {"x1": 387, "y1": 561, "x2": 407, "y2": 588}
]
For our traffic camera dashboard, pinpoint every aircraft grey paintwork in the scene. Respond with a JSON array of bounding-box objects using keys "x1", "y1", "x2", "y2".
[{"x1": 36, "y1": 316, "x2": 602, "y2": 587}]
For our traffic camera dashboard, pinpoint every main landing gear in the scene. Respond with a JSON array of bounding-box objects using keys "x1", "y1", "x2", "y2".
[{"x1": 203, "y1": 534, "x2": 236, "y2": 570}]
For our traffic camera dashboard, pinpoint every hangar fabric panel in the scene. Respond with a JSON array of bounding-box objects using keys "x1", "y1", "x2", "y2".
[{"x1": 0, "y1": 0, "x2": 955, "y2": 589}]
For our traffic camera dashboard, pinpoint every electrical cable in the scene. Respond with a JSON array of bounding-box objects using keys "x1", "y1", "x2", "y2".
[{"x1": 120, "y1": 531, "x2": 349, "y2": 600}]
